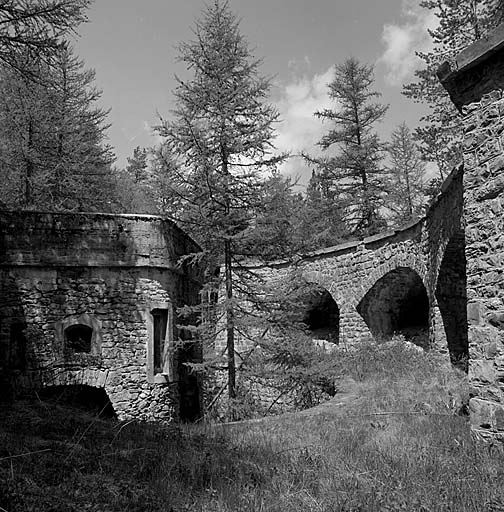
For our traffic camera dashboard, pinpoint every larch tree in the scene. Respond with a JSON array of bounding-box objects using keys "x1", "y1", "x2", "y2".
[
  {"x1": 296, "y1": 170, "x2": 347, "y2": 251},
  {"x1": 155, "y1": 0, "x2": 284, "y2": 401},
  {"x1": 310, "y1": 58, "x2": 389, "y2": 237},
  {"x1": 114, "y1": 145, "x2": 157, "y2": 214},
  {"x1": 386, "y1": 123, "x2": 426, "y2": 226},
  {"x1": 0, "y1": 0, "x2": 91, "y2": 76},
  {"x1": 0, "y1": 43, "x2": 116, "y2": 211},
  {"x1": 404, "y1": 0, "x2": 504, "y2": 180}
]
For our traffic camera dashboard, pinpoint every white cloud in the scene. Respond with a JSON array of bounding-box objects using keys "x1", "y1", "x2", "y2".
[
  {"x1": 378, "y1": 0, "x2": 437, "y2": 86},
  {"x1": 274, "y1": 66, "x2": 335, "y2": 186}
]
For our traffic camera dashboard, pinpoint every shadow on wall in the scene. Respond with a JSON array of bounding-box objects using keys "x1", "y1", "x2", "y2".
[
  {"x1": 436, "y1": 231, "x2": 469, "y2": 370},
  {"x1": 356, "y1": 267, "x2": 429, "y2": 348},
  {"x1": 0, "y1": 222, "x2": 27, "y2": 401},
  {"x1": 35, "y1": 385, "x2": 116, "y2": 418}
]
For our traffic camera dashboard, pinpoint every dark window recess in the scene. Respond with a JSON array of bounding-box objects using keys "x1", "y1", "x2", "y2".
[
  {"x1": 152, "y1": 309, "x2": 168, "y2": 374},
  {"x1": 65, "y1": 324, "x2": 93, "y2": 353},
  {"x1": 9, "y1": 321, "x2": 27, "y2": 370}
]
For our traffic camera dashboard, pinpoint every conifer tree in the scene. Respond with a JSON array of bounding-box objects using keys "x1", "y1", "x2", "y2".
[
  {"x1": 386, "y1": 123, "x2": 426, "y2": 226},
  {"x1": 0, "y1": 43, "x2": 115, "y2": 210},
  {"x1": 125, "y1": 146, "x2": 148, "y2": 184},
  {"x1": 296, "y1": 170, "x2": 347, "y2": 251},
  {"x1": 310, "y1": 58, "x2": 389, "y2": 237},
  {"x1": 155, "y1": 0, "x2": 284, "y2": 401},
  {"x1": 0, "y1": 0, "x2": 91, "y2": 76},
  {"x1": 404, "y1": 0, "x2": 504, "y2": 179}
]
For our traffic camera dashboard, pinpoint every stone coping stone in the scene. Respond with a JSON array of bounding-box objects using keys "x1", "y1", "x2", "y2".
[{"x1": 438, "y1": 22, "x2": 504, "y2": 81}]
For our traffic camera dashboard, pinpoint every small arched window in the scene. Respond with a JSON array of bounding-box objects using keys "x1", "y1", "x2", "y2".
[{"x1": 64, "y1": 324, "x2": 93, "y2": 353}]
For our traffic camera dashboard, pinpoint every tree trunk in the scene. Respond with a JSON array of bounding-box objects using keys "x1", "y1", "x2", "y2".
[
  {"x1": 224, "y1": 238, "x2": 236, "y2": 400},
  {"x1": 24, "y1": 118, "x2": 34, "y2": 207}
]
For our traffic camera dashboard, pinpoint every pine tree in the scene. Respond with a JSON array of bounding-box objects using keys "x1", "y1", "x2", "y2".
[
  {"x1": 155, "y1": 0, "x2": 284, "y2": 401},
  {"x1": 403, "y1": 0, "x2": 504, "y2": 179},
  {"x1": 310, "y1": 58, "x2": 389, "y2": 237},
  {"x1": 114, "y1": 146, "x2": 159, "y2": 214},
  {"x1": 386, "y1": 123, "x2": 426, "y2": 226}
]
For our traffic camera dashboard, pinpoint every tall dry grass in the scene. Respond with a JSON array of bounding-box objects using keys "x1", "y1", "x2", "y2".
[{"x1": 1, "y1": 342, "x2": 503, "y2": 511}]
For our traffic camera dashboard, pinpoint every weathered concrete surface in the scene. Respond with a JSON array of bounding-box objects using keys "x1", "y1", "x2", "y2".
[{"x1": 0, "y1": 211, "x2": 204, "y2": 422}]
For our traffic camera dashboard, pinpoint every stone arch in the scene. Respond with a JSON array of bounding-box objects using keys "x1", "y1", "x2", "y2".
[
  {"x1": 43, "y1": 368, "x2": 109, "y2": 391},
  {"x1": 356, "y1": 266, "x2": 429, "y2": 346},
  {"x1": 300, "y1": 285, "x2": 340, "y2": 344},
  {"x1": 37, "y1": 384, "x2": 116, "y2": 418},
  {"x1": 356, "y1": 250, "x2": 426, "y2": 304},
  {"x1": 435, "y1": 231, "x2": 468, "y2": 369}
]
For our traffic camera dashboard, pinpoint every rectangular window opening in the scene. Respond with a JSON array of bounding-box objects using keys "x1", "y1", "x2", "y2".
[{"x1": 152, "y1": 308, "x2": 168, "y2": 375}]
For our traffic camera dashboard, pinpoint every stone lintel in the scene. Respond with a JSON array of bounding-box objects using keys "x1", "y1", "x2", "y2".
[{"x1": 438, "y1": 23, "x2": 504, "y2": 110}]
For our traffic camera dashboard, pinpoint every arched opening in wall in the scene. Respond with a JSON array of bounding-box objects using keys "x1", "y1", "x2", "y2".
[
  {"x1": 64, "y1": 324, "x2": 92, "y2": 353},
  {"x1": 301, "y1": 286, "x2": 340, "y2": 344},
  {"x1": 356, "y1": 267, "x2": 429, "y2": 347},
  {"x1": 436, "y1": 232, "x2": 468, "y2": 371},
  {"x1": 36, "y1": 385, "x2": 116, "y2": 418}
]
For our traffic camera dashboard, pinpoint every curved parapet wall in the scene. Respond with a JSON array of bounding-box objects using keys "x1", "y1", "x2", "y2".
[
  {"x1": 0, "y1": 211, "x2": 204, "y2": 422},
  {"x1": 241, "y1": 163, "x2": 464, "y2": 350},
  {"x1": 215, "y1": 165, "x2": 467, "y2": 416}
]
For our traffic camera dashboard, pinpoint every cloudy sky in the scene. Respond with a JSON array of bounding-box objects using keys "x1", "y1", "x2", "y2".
[{"x1": 73, "y1": 0, "x2": 437, "y2": 186}]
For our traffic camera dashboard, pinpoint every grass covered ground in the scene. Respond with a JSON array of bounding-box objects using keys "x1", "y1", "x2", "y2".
[{"x1": 1, "y1": 342, "x2": 503, "y2": 511}]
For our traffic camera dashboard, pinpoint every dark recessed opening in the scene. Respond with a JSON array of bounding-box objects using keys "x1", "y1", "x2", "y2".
[
  {"x1": 177, "y1": 313, "x2": 202, "y2": 423},
  {"x1": 65, "y1": 324, "x2": 93, "y2": 353},
  {"x1": 37, "y1": 385, "x2": 116, "y2": 418},
  {"x1": 9, "y1": 321, "x2": 27, "y2": 370},
  {"x1": 302, "y1": 287, "x2": 340, "y2": 344},
  {"x1": 152, "y1": 309, "x2": 168, "y2": 374},
  {"x1": 357, "y1": 267, "x2": 429, "y2": 347}
]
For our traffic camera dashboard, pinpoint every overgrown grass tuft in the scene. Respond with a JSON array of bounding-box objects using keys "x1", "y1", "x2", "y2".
[{"x1": 1, "y1": 342, "x2": 503, "y2": 511}]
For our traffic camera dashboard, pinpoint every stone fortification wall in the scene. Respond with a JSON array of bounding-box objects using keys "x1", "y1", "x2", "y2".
[
  {"x1": 222, "y1": 163, "x2": 465, "y2": 359},
  {"x1": 0, "y1": 211, "x2": 203, "y2": 422},
  {"x1": 211, "y1": 172, "x2": 466, "y2": 415},
  {"x1": 299, "y1": 220, "x2": 426, "y2": 345},
  {"x1": 439, "y1": 24, "x2": 504, "y2": 437}
]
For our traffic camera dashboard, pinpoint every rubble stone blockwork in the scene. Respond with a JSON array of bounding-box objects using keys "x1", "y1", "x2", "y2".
[
  {"x1": 242, "y1": 164, "x2": 465, "y2": 361},
  {"x1": 0, "y1": 211, "x2": 204, "y2": 422},
  {"x1": 439, "y1": 25, "x2": 504, "y2": 435},
  {"x1": 3, "y1": 27, "x2": 504, "y2": 435},
  {"x1": 230, "y1": 25, "x2": 504, "y2": 435}
]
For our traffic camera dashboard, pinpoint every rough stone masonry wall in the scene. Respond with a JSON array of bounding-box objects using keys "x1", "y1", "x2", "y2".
[
  {"x1": 0, "y1": 211, "x2": 204, "y2": 422},
  {"x1": 210, "y1": 159, "x2": 466, "y2": 415},
  {"x1": 439, "y1": 23, "x2": 504, "y2": 436},
  {"x1": 299, "y1": 223, "x2": 427, "y2": 345},
  {"x1": 222, "y1": 169, "x2": 465, "y2": 357}
]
